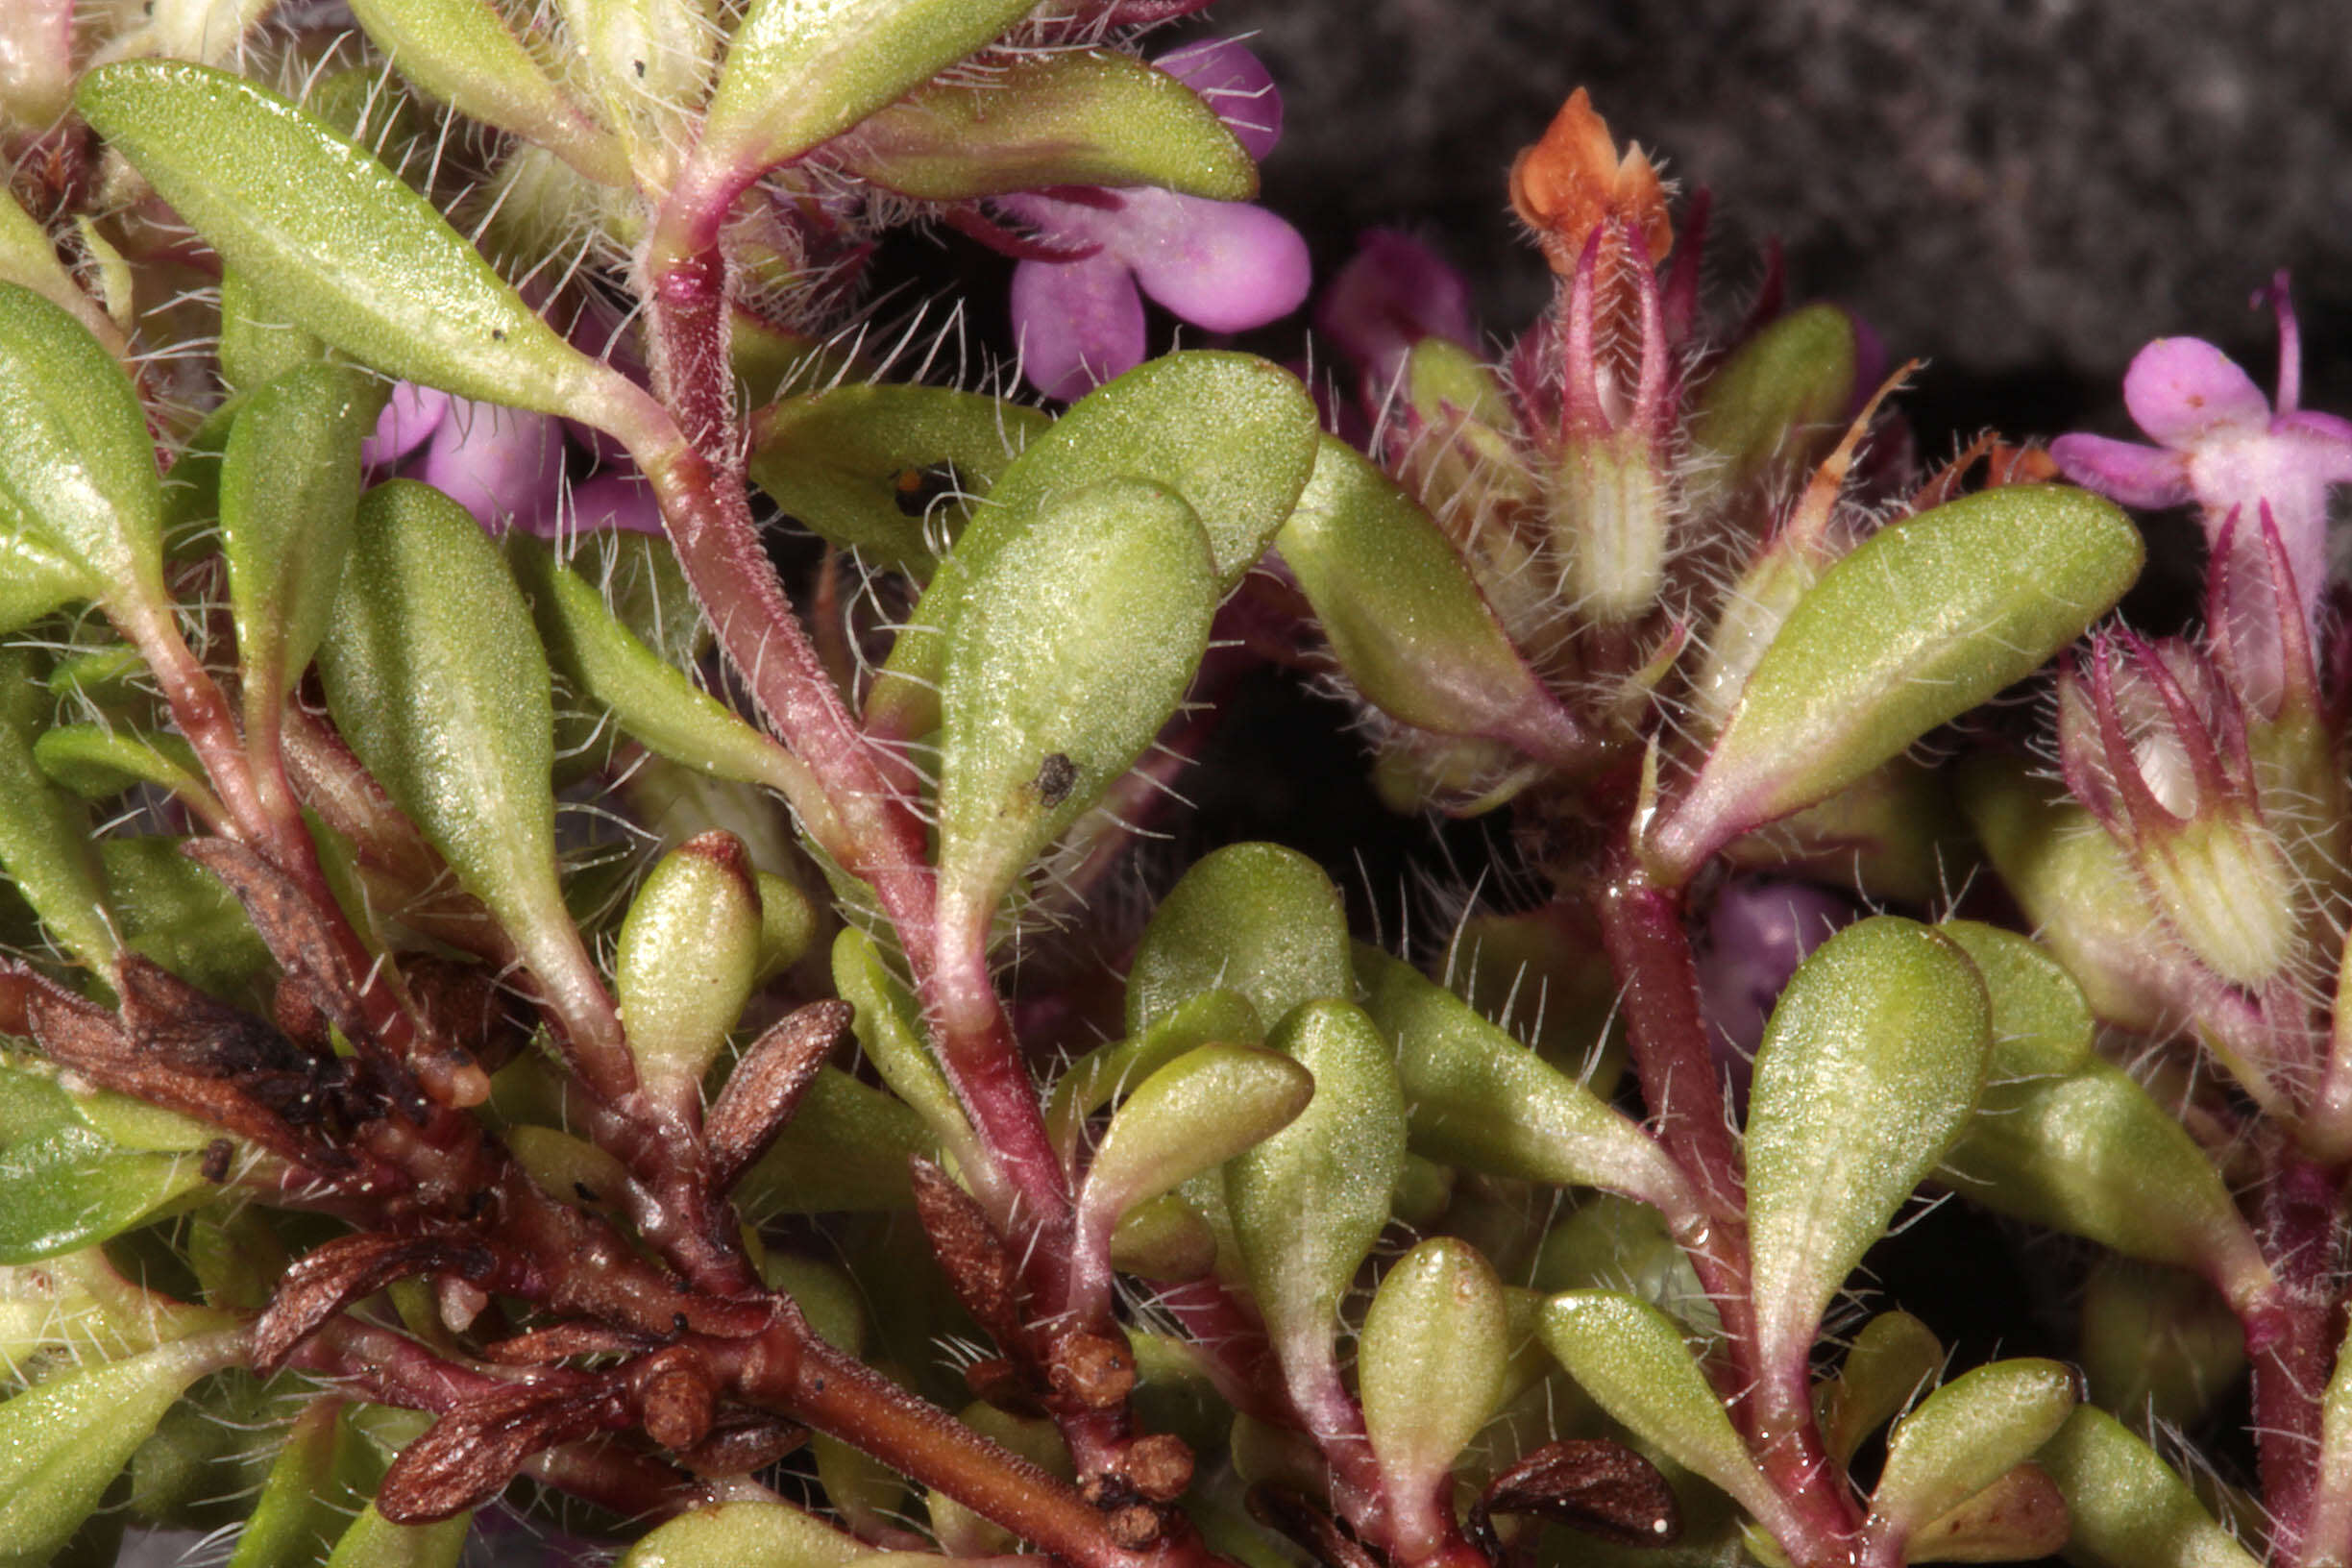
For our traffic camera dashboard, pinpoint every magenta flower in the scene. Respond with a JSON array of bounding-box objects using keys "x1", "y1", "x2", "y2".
[
  {"x1": 1694, "y1": 876, "x2": 1857, "y2": 1103},
  {"x1": 1314, "y1": 229, "x2": 1480, "y2": 408},
  {"x1": 2052, "y1": 275, "x2": 2352, "y2": 677},
  {"x1": 1002, "y1": 39, "x2": 1311, "y2": 401},
  {"x1": 363, "y1": 383, "x2": 660, "y2": 538}
]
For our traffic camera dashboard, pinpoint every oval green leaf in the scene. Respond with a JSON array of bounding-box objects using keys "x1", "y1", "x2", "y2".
[
  {"x1": 1279, "y1": 435, "x2": 1587, "y2": 766},
  {"x1": 1866, "y1": 1359, "x2": 2078, "y2": 1552},
  {"x1": 1355, "y1": 944, "x2": 1694, "y2": 1215},
  {"x1": 2037, "y1": 1407, "x2": 2258, "y2": 1568},
  {"x1": 1360, "y1": 1237, "x2": 1509, "y2": 1546},
  {"x1": 1126, "y1": 843, "x2": 1351, "y2": 1037},
  {"x1": 1077, "y1": 1041, "x2": 1312, "y2": 1238},
  {"x1": 219, "y1": 362, "x2": 377, "y2": 703},
  {"x1": 78, "y1": 61, "x2": 623, "y2": 419},
  {"x1": 1745, "y1": 917, "x2": 1990, "y2": 1374},
  {"x1": 1651, "y1": 486, "x2": 2143, "y2": 880},
  {"x1": 934, "y1": 477, "x2": 1216, "y2": 944},
  {"x1": 840, "y1": 49, "x2": 1255, "y2": 201}
]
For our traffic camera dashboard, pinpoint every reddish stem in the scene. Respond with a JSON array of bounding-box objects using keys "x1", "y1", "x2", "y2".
[
  {"x1": 2252, "y1": 1144, "x2": 2342, "y2": 1566},
  {"x1": 632, "y1": 249, "x2": 1071, "y2": 1244},
  {"x1": 1590, "y1": 856, "x2": 1860, "y2": 1556}
]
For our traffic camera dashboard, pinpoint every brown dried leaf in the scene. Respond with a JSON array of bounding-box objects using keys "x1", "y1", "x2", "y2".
[
  {"x1": 705, "y1": 999, "x2": 851, "y2": 1190},
  {"x1": 674, "y1": 1410, "x2": 809, "y2": 1476},
  {"x1": 181, "y1": 838, "x2": 364, "y2": 1032},
  {"x1": 1467, "y1": 1438, "x2": 1680, "y2": 1554},
  {"x1": 480, "y1": 1322, "x2": 657, "y2": 1365},
  {"x1": 378, "y1": 1379, "x2": 621, "y2": 1524},
  {"x1": 908, "y1": 1155, "x2": 1024, "y2": 1348},
  {"x1": 254, "y1": 1232, "x2": 495, "y2": 1374}
]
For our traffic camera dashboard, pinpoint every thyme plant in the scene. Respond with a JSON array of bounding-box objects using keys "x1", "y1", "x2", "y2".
[{"x1": 0, "y1": 5, "x2": 2343, "y2": 1568}]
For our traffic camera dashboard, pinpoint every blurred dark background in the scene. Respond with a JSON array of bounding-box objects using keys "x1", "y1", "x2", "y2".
[{"x1": 1216, "y1": 0, "x2": 2352, "y2": 454}]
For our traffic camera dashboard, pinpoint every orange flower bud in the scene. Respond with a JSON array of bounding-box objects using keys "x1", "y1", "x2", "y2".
[{"x1": 1509, "y1": 88, "x2": 1674, "y2": 273}]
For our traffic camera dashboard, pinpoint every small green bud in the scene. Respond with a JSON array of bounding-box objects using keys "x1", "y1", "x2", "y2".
[{"x1": 616, "y1": 831, "x2": 765, "y2": 1099}]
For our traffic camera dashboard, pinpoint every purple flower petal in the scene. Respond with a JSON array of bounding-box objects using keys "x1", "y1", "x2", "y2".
[
  {"x1": 420, "y1": 400, "x2": 567, "y2": 534},
  {"x1": 1153, "y1": 38, "x2": 1282, "y2": 161},
  {"x1": 2122, "y1": 336, "x2": 2270, "y2": 447},
  {"x1": 1117, "y1": 189, "x2": 1311, "y2": 334},
  {"x1": 1696, "y1": 877, "x2": 1857, "y2": 1100},
  {"x1": 363, "y1": 382, "x2": 452, "y2": 468},
  {"x1": 1012, "y1": 250, "x2": 1148, "y2": 401},
  {"x1": 559, "y1": 470, "x2": 665, "y2": 538},
  {"x1": 1315, "y1": 229, "x2": 1478, "y2": 395},
  {"x1": 2050, "y1": 432, "x2": 2194, "y2": 510}
]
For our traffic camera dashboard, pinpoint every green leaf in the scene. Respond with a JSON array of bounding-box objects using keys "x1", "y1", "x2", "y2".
[
  {"x1": 1126, "y1": 844, "x2": 1352, "y2": 1037},
  {"x1": 1355, "y1": 945, "x2": 1694, "y2": 1213},
  {"x1": 1360, "y1": 1237, "x2": 1509, "y2": 1547},
  {"x1": 1818, "y1": 1311, "x2": 1942, "y2": 1466},
  {"x1": 1865, "y1": 1360, "x2": 2078, "y2": 1552},
  {"x1": 1934, "y1": 920, "x2": 2095, "y2": 1078},
  {"x1": 0, "y1": 1058, "x2": 217, "y2": 1262},
  {"x1": 1683, "y1": 304, "x2": 1859, "y2": 511},
  {"x1": 840, "y1": 49, "x2": 1255, "y2": 201},
  {"x1": 1278, "y1": 435, "x2": 1586, "y2": 766},
  {"x1": 33, "y1": 725, "x2": 210, "y2": 806},
  {"x1": 1077, "y1": 1041, "x2": 1312, "y2": 1239},
  {"x1": 2037, "y1": 1408, "x2": 2258, "y2": 1568},
  {"x1": 1744, "y1": 917, "x2": 1990, "y2": 1374},
  {"x1": 695, "y1": 0, "x2": 1041, "y2": 185},
  {"x1": 1227, "y1": 1000, "x2": 1406, "y2": 1384},
  {"x1": 507, "y1": 535, "x2": 795, "y2": 792},
  {"x1": 1938, "y1": 1054, "x2": 2268, "y2": 1303},
  {"x1": 220, "y1": 362, "x2": 377, "y2": 704},
  {"x1": 1536, "y1": 1290, "x2": 1789, "y2": 1537},
  {"x1": 0, "y1": 649, "x2": 114, "y2": 968},
  {"x1": 317, "y1": 481, "x2": 601, "y2": 1068},
  {"x1": 226, "y1": 1398, "x2": 343, "y2": 1568},
  {"x1": 1046, "y1": 989, "x2": 1263, "y2": 1160},
  {"x1": 621, "y1": 1499, "x2": 867, "y2": 1568},
  {"x1": 1956, "y1": 755, "x2": 2168, "y2": 1035},
  {"x1": 0, "y1": 1332, "x2": 238, "y2": 1566},
  {"x1": 829, "y1": 927, "x2": 978, "y2": 1176},
  {"x1": 217, "y1": 268, "x2": 326, "y2": 392},
  {"x1": 0, "y1": 500, "x2": 88, "y2": 635},
  {"x1": 869, "y1": 352, "x2": 1318, "y2": 735},
  {"x1": 323, "y1": 1503, "x2": 472, "y2": 1568},
  {"x1": 746, "y1": 383, "x2": 1048, "y2": 575},
  {"x1": 347, "y1": 0, "x2": 625, "y2": 184},
  {"x1": 0, "y1": 282, "x2": 163, "y2": 609},
  {"x1": 99, "y1": 837, "x2": 274, "y2": 996},
  {"x1": 78, "y1": 61, "x2": 624, "y2": 421},
  {"x1": 935, "y1": 477, "x2": 1216, "y2": 943},
  {"x1": 1651, "y1": 486, "x2": 2144, "y2": 880}
]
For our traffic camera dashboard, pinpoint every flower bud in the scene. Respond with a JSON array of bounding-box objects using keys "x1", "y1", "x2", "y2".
[
  {"x1": 616, "y1": 831, "x2": 763, "y2": 1102},
  {"x1": 2059, "y1": 633, "x2": 2302, "y2": 988}
]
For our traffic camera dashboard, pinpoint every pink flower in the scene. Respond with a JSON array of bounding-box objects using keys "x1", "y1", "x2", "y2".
[
  {"x1": 1314, "y1": 229, "x2": 1480, "y2": 407},
  {"x1": 363, "y1": 384, "x2": 660, "y2": 538},
  {"x1": 1002, "y1": 40, "x2": 1311, "y2": 401},
  {"x1": 2052, "y1": 275, "x2": 2352, "y2": 674}
]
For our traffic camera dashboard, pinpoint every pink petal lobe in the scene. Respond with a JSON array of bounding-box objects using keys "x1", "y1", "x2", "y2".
[
  {"x1": 2122, "y1": 336, "x2": 2270, "y2": 447},
  {"x1": 1013, "y1": 251, "x2": 1147, "y2": 402},
  {"x1": 420, "y1": 401, "x2": 567, "y2": 534},
  {"x1": 1118, "y1": 191, "x2": 1311, "y2": 333},
  {"x1": 2050, "y1": 432, "x2": 2193, "y2": 510},
  {"x1": 1315, "y1": 229, "x2": 1478, "y2": 395},
  {"x1": 1154, "y1": 38, "x2": 1283, "y2": 161},
  {"x1": 363, "y1": 383, "x2": 452, "y2": 467},
  {"x1": 558, "y1": 471, "x2": 664, "y2": 538}
]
